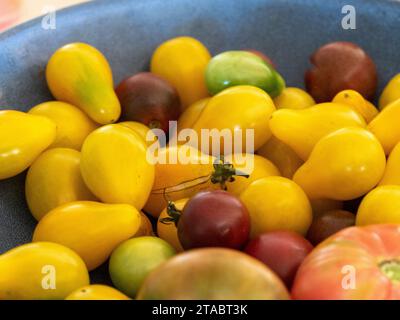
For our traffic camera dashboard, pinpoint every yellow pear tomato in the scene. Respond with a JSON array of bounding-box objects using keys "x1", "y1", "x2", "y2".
[
  {"x1": 65, "y1": 285, "x2": 130, "y2": 300},
  {"x1": 293, "y1": 127, "x2": 386, "y2": 200},
  {"x1": 0, "y1": 110, "x2": 56, "y2": 180},
  {"x1": 33, "y1": 201, "x2": 141, "y2": 271},
  {"x1": 240, "y1": 176, "x2": 312, "y2": 237},
  {"x1": 257, "y1": 136, "x2": 303, "y2": 178},
  {"x1": 224, "y1": 153, "x2": 280, "y2": 196},
  {"x1": 0, "y1": 242, "x2": 89, "y2": 300},
  {"x1": 46, "y1": 42, "x2": 121, "y2": 124},
  {"x1": 144, "y1": 145, "x2": 215, "y2": 217},
  {"x1": 332, "y1": 89, "x2": 378, "y2": 123},
  {"x1": 80, "y1": 124, "x2": 154, "y2": 210},
  {"x1": 177, "y1": 97, "x2": 210, "y2": 132},
  {"x1": 269, "y1": 103, "x2": 366, "y2": 160},
  {"x1": 118, "y1": 121, "x2": 157, "y2": 147},
  {"x1": 157, "y1": 198, "x2": 187, "y2": 252},
  {"x1": 273, "y1": 87, "x2": 315, "y2": 109},
  {"x1": 357, "y1": 185, "x2": 400, "y2": 225},
  {"x1": 133, "y1": 213, "x2": 154, "y2": 237},
  {"x1": 25, "y1": 148, "x2": 97, "y2": 221},
  {"x1": 191, "y1": 85, "x2": 276, "y2": 152},
  {"x1": 379, "y1": 142, "x2": 400, "y2": 186},
  {"x1": 368, "y1": 98, "x2": 400, "y2": 155},
  {"x1": 151, "y1": 36, "x2": 211, "y2": 108},
  {"x1": 379, "y1": 73, "x2": 400, "y2": 110},
  {"x1": 28, "y1": 101, "x2": 98, "y2": 150}
]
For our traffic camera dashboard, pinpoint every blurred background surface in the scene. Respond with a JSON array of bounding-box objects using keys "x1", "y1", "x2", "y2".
[{"x1": 0, "y1": 0, "x2": 89, "y2": 32}]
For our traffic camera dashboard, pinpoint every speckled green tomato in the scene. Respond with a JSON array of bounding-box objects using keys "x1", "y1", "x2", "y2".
[
  {"x1": 109, "y1": 237, "x2": 175, "y2": 298},
  {"x1": 206, "y1": 51, "x2": 285, "y2": 97}
]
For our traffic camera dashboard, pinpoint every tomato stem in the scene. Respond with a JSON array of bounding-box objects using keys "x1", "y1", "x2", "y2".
[
  {"x1": 160, "y1": 201, "x2": 182, "y2": 227},
  {"x1": 210, "y1": 156, "x2": 249, "y2": 190}
]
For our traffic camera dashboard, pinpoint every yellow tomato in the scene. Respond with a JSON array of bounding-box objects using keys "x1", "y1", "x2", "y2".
[
  {"x1": 28, "y1": 101, "x2": 98, "y2": 150},
  {"x1": 25, "y1": 148, "x2": 97, "y2": 221},
  {"x1": 157, "y1": 198, "x2": 187, "y2": 252},
  {"x1": 151, "y1": 36, "x2": 211, "y2": 108},
  {"x1": 144, "y1": 145, "x2": 215, "y2": 217},
  {"x1": 379, "y1": 142, "x2": 400, "y2": 186},
  {"x1": 133, "y1": 213, "x2": 154, "y2": 237},
  {"x1": 33, "y1": 201, "x2": 141, "y2": 271},
  {"x1": 118, "y1": 121, "x2": 157, "y2": 147},
  {"x1": 379, "y1": 73, "x2": 400, "y2": 109},
  {"x1": 368, "y1": 98, "x2": 400, "y2": 155},
  {"x1": 270, "y1": 103, "x2": 366, "y2": 160},
  {"x1": 257, "y1": 136, "x2": 303, "y2": 178},
  {"x1": 80, "y1": 124, "x2": 155, "y2": 210},
  {"x1": 357, "y1": 185, "x2": 400, "y2": 225},
  {"x1": 191, "y1": 86, "x2": 276, "y2": 152},
  {"x1": 273, "y1": 87, "x2": 315, "y2": 109},
  {"x1": 65, "y1": 285, "x2": 130, "y2": 300},
  {"x1": 0, "y1": 242, "x2": 89, "y2": 300},
  {"x1": 46, "y1": 43, "x2": 120, "y2": 124},
  {"x1": 332, "y1": 89, "x2": 378, "y2": 123},
  {"x1": 365, "y1": 100, "x2": 379, "y2": 119},
  {"x1": 293, "y1": 127, "x2": 386, "y2": 200},
  {"x1": 0, "y1": 110, "x2": 56, "y2": 180},
  {"x1": 224, "y1": 153, "x2": 280, "y2": 196},
  {"x1": 240, "y1": 176, "x2": 312, "y2": 237},
  {"x1": 177, "y1": 97, "x2": 210, "y2": 132}
]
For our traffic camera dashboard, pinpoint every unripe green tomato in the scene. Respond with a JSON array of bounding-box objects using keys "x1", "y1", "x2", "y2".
[
  {"x1": 205, "y1": 51, "x2": 285, "y2": 97},
  {"x1": 109, "y1": 237, "x2": 175, "y2": 298}
]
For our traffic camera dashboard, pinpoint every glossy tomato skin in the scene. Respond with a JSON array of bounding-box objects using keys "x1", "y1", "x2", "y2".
[
  {"x1": 137, "y1": 248, "x2": 290, "y2": 300},
  {"x1": 178, "y1": 190, "x2": 250, "y2": 250},
  {"x1": 307, "y1": 210, "x2": 355, "y2": 245},
  {"x1": 245, "y1": 49, "x2": 276, "y2": 68},
  {"x1": 292, "y1": 224, "x2": 400, "y2": 300},
  {"x1": 245, "y1": 231, "x2": 313, "y2": 288},
  {"x1": 116, "y1": 72, "x2": 181, "y2": 133},
  {"x1": 305, "y1": 42, "x2": 377, "y2": 102}
]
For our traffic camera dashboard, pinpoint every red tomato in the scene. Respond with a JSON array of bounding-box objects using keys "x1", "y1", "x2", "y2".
[
  {"x1": 245, "y1": 231, "x2": 313, "y2": 288},
  {"x1": 305, "y1": 42, "x2": 377, "y2": 102},
  {"x1": 178, "y1": 190, "x2": 250, "y2": 250},
  {"x1": 292, "y1": 224, "x2": 400, "y2": 300}
]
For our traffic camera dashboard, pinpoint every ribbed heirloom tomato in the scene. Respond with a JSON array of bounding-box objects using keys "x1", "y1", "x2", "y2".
[{"x1": 292, "y1": 224, "x2": 400, "y2": 300}]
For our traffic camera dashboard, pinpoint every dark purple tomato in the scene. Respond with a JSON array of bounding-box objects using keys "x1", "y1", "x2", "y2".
[
  {"x1": 305, "y1": 41, "x2": 377, "y2": 102},
  {"x1": 306, "y1": 210, "x2": 355, "y2": 246},
  {"x1": 178, "y1": 190, "x2": 250, "y2": 250},
  {"x1": 245, "y1": 49, "x2": 276, "y2": 69},
  {"x1": 115, "y1": 72, "x2": 181, "y2": 133},
  {"x1": 245, "y1": 231, "x2": 313, "y2": 288}
]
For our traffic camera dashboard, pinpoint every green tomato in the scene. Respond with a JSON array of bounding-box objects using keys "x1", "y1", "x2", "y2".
[
  {"x1": 205, "y1": 51, "x2": 285, "y2": 97},
  {"x1": 269, "y1": 72, "x2": 286, "y2": 98},
  {"x1": 109, "y1": 236, "x2": 175, "y2": 298}
]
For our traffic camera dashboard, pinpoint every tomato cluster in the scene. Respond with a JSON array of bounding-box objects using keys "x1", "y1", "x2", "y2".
[{"x1": 1, "y1": 37, "x2": 400, "y2": 300}]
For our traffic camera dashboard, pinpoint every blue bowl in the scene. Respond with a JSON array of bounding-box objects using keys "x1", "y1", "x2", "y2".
[{"x1": 1, "y1": 0, "x2": 400, "y2": 283}]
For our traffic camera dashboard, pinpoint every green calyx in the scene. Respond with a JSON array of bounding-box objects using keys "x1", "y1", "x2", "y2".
[
  {"x1": 159, "y1": 201, "x2": 182, "y2": 227},
  {"x1": 158, "y1": 158, "x2": 249, "y2": 226},
  {"x1": 379, "y1": 259, "x2": 400, "y2": 283},
  {"x1": 210, "y1": 156, "x2": 249, "y2": 190}
]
